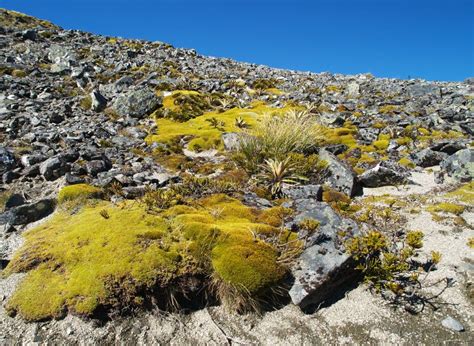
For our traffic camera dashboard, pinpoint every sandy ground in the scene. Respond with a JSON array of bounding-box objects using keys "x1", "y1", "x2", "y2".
[{"x1": 1, "y1": 168, "x2": 473, "y2": 344}]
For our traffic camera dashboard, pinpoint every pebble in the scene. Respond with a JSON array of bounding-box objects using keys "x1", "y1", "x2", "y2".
[{"x1": 441, "y1": 316, "x2": 465, "y2": 332}]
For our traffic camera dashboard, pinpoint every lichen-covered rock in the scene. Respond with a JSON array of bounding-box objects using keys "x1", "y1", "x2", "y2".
[
  {"x1": 113, "y1": 88, "x2": 162, "y2": 119},
  {"x1": 282, "y1": 184, "x2": 322, "y2": 201},
  {"x1": 319, "y1": 149, "x2": 360, "y2": 197},
  {"x1": 288, "y1": 200, "x2": 359, "y2": 309},
  {"x1": 440, "y1": 149, "x2": 474, "y2": 182},
  {"x1": 410, "y1": 148, "x2": 448, "y2": 167}
]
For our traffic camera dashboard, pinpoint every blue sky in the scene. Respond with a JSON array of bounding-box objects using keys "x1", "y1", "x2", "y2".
[{"x1": 2, "y1": 0, "x2": 473, "y2": 81}]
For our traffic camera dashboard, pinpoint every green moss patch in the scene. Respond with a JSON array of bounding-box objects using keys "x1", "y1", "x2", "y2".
[
  {"x1": 5, "y1": 194, "x2": 296, "y2": 321},
  {"x1": 57, "y1": 184, "x2": 102, "y2": 205},
  {"x1": 427, "y1": 202, "x2": 466, "y2": 215},
  {"x1": 147, "y1": 101, "x2": 296, "y2": 152},
  {"x1": 445, "y1": 182, "x2": 474, "y2": 204}
]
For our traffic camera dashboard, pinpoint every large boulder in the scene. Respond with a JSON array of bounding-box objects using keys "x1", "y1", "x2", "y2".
[
  {"x1": 112, "y1": 88, "x2": 162, "y2": 119},
  {"x1": 358, "y1": 162, "x2": 408, "y2": 187},
  {"x1": 287, "y1": 198, "x2": 360, "y2": 309},
  {"x1": 410, "y1": 148, "x2": 448, "y2": 167},
  {"x1": 39, "y1": 156, "x2": 70, "y2": 181},
  {"x1": 90, "y1": 89, "x2": 107, "y2": 112},
  {"x1": 430, "y1": 140, "x2": 466, "y2": 155},
  {"x1": 440, "y1": 148, "x2": 474, "y2": 182},
  {"x1": 319, "y1": 149, "x2": 360, "y2": 197},
  {"x1": 3, "y1": 199, "x2": 56, "y2": 226}
]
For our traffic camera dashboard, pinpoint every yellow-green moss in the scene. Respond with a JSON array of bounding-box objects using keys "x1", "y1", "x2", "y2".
[
  {"x1": 79, "y1": 96, "x2": 92, "y2": 110},
  {"x1": 148, "y1": 101, "x2": 296, "y2": 151},
  {"x1": 427, "y1": 202, "x2": 466, "y2": 215},
  {"x1": 325, "y1": 85, "x2": 342, "y2": 93},
  {"x1": 319, "y1": 126, "x2": 358, "y2": 149},
  {"x1": 265, "y1": 88, "x2": 285, "y2": 95},
  {"x1": 57, "y1": 184, "x2": 102, "y2": 205},
  {"x1": 396, "y1": 137, "x2": 413, "y2": 146},
  {"x1": 398, "y1": 157, "x2": 415, "y2": 168},
  {"x1": 11, "y1": 69, "x2": 27, "y2": 78},
  {"x1": 445, "y1": 182, "x2": 474, "y2": 204},
  {"x1": 379, "y1": 105, "x2": 398, "y2": 114},
  {"x1": 5, "y1": 194, "x2": 294, "y2": 320}
]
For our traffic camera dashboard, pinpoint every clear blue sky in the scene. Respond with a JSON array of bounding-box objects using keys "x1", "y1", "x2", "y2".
[{"x1": 3, "y1": 0, "x2": 473, "y2": 81}]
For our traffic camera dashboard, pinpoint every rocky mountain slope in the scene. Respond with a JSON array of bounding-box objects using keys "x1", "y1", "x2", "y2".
[{"x1": 0, "y1": 9, "x2": 473, "y2": 344}]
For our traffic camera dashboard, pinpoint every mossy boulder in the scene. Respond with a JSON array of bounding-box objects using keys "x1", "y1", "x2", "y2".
[{"x1": 4, "y1": 194, "x2": 295, "y2": 321}]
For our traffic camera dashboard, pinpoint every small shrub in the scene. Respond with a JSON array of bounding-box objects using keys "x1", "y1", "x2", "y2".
[
  {"x1": 346, "y1": 230, "x2": 449, "y2": 312},
  {"x1": 205, "y1": 117, "x2": 225, "y2": 130},
  {"x1": 99, "y1": 209, "x2": 110, "y2": 219},
  {"x1": 235, "y1": 116, "x2": 249, "y2": 129},
  {"x1": 141, "y1": 188, "x2": 185, "y2": 213}
]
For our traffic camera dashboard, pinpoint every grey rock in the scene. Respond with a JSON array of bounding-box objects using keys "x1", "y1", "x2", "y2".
[
  {"x1": 430, "y1": 140, "x2": 466, "y2": 155},
  {"x1": 49, "y1": 112, "x2": 64, "y2": 124},
  {"x1": 90, "y1": 89, "x2": 107, "y2": 112},
  {"x1": 22, "y1": 29, "x2": 37, "y2": 41},
  {"x1": 122, "y1": 186, "x2": 147, "y2": 199},
  {"x1": 39, "y1": 156, "x2": 69, "y2": 181},
  {"x1": 289, "y1": 200, "x2": 359, "y2": 308},
  {"x1": 86, "y1": 159, "x2": 111, "y2": 177},
  {"x1": 282, "y1": 184, "x2": 322, "y2": 201},
  {"x1": 48, "y1": 45, "x2": 77, "y2": 67},
  {"x1": 410, "y1": 148, "x2": 448, "y2": 167},
  {"x1": 125, "y1": 127, "x2": 147, "y2": 140},
  {"x1": 4, "y1": 194, "x2": 25, "y2": 210},
  {"x1": 0, "y1": 147, "x2": 16, "y2": 174},
  {"x1": 346, "y1": 82, "x2": 360, "y2": 98},
  {"x1": 406, "y1": 83, "x2": 440, "y2": 97},
  {"x1": 222, "y1": 132, "x2": 240, "y2": 151},
  {"x1": 441, "y1": 316, "x2": 464, "y2": 332},
  {"x1": 242, "y1": 193, "x2": 273, "y2": 209},
  {"x1": 358, "y1": 162, "x2": 407, "y2": 187},
  {"x1": 0, "y1": 223, "x2": 16, "y2": 234},
  {"x1": 440, "y1": 148, "x2": 474, "y2": 182},
  {"x1": 113, "y1": 88, "x2": 161, "y2": 119},
  {"x1": 8, "y1": 199, "x2": 56, "y2": 225},
  {"x1": 319, "y1": 149, "x2": 360, "y2": 197},
  {"x1": 3, "y1": 170, "x2": 20, "y2": 184}
]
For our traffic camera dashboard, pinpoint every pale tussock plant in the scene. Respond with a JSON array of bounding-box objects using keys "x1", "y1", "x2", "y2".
[{"x1": 235, "y1": 109, "x2": 323, "y2": 173}]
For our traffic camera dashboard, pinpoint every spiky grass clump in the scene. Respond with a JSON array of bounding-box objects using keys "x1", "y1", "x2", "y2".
[
  {"x1": 257, "y1": 157, "x2": 307, "y2": 197},
  {"x1": 236, "y1": 110, "x2": 323, "y2": 172}
]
